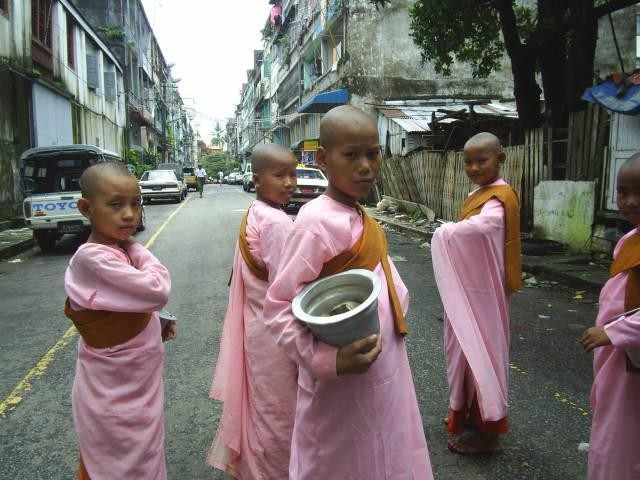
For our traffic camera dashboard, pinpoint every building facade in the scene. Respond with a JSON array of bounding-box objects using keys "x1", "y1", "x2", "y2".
[{"x1": 0, "y1": 0, "x2": 126, "y2": 221}]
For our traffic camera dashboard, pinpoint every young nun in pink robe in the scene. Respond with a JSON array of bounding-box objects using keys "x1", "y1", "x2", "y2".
[
  {"x1": 431, "y1": 132, "x2": 521, "y2": 455},
  {"x1": 208, "y1": 144, "x2": 299, "y2": 479},
  {"x1": 264, "y1": 106, "x2": 433, "y2": 479},
  {"x1": 64, "y1": 162, "x2": 173, "y2": 480},
  {"x1": 581, "y1": 154, "x2": 640, "y2": 480}
]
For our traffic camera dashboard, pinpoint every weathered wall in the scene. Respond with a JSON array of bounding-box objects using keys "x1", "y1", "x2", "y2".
[
  {"x1": 0, "y1": 71, "x2": 31, "y2": 221},
  {"x1": 344, "y1": 0, "x2": 515, "y2": 107},
  {"x1": 533, "y1": 181, "x2": 595, "y2": 252},
  {"x1": 594, "y1": 6, "x2": 636, "y2": 77}
]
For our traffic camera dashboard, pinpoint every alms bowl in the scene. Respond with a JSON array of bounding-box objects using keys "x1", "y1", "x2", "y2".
[{"x1": 292, "y1": 269, "x2": 381, "y2": 347}]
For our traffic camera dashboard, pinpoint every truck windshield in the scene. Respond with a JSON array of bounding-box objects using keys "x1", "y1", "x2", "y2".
[{"x1": 22, "y1": 154, "x2": 100, "y2": 194}]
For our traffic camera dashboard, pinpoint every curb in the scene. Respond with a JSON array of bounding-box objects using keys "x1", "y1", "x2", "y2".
[
  {"x1": 373, "y1": 213, "x2": 605, "y2": 294},
  {"x1": 520, "y1": 264, "x2": 603, "y2": 294},
  {"x1": 0, "y1": 237, "x2": 35, "y2": 261}
]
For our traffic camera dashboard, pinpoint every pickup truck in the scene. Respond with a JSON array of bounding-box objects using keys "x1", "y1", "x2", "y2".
[{"x1": 21, "y1": 144, "x2": 145, "y2": 252}]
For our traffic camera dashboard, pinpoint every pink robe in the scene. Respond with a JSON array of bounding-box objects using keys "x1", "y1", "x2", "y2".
[
  {"x1": 431, "y1": 179, "x2": 510, "y2": 424},
  {"x1": 208, "y1": 200, "x2": 298, "y2": 479},
  {"x1": 263, "y1": 195, "x2": 433, "y2": 480},
  {"x1": 64, "y1": 242, "x2": 171, "y2": 480},
  {"x1": 588, "y1": 227, "x2": 640, "y2": 480}
]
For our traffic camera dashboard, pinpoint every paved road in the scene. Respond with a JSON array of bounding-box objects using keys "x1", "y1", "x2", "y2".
[{"x1": 0, "y1": 184, "x2": 597, "y2": 479}]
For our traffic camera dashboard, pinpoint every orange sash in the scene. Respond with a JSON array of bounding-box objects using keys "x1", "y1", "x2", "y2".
[
  {"x1": 458, "y1": 185, "x2": 522, "y2": 294},
  {"x1": 609, "y1": 230, "x2": 640, "y2": 373},
  {"x1": 319, "y1": 205, "x2": 407, "y2": 336},
  {"x1": 64, "y1": 299, "x2": 151, "y2": 349},
  {"x1": 237, "y1": 210, "x2": 269, "y2": 282}
]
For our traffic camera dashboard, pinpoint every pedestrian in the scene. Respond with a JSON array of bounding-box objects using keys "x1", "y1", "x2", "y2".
[
  {"x1": 581, "y1": 153, "x2": 640, "y2": 480},
  {"x1": 263, "y1": 105, "x2": 434, "y2": 479},
  {"x1": 63, "y1": 162, "x2": 175, "y2": 480},
  {"x1": 195, "y1": 164, "x2": 207, "y2": 197},
  {"x1": 207, "y1": 144, "x2": 298, "y2": 479},
  {"x1": 430, "y1": 132, "x2": 521, "y2": 455}
]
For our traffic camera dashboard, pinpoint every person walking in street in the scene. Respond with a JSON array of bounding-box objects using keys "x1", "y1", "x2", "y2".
[
  {"x1": 581, "y1": 153, "x2": 640, "y2": 480},
  {"x1": 195, "y1": 164, "x2": 207, "y2": 197},
  {"x1": 431, "y1": 132, "x2": 521, "y2": 455},
  {"x1": 207, "y1": 144, "x2": 299, "y2": 479},
  {"x1": 63, "y1": 162, "x2": 174, "y2": 480},
  {"x1": 263, "y1": 106, "x2": 434, "y2": 479}
]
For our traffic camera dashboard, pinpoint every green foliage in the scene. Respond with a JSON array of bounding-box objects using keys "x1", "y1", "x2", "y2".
[
  {"x1": 97, "y1": 25, "x2": 125, "y2": 42},
  {"x1": 211, "y1": 122, "x2": 225, "y2": 147},
  {"x1": 408, "y1": 0, "x2": 505, "y2": 78},
  {"x1": 126, "y1": 149, "x2": 154, "y2": 177},
  {"x1": 201, "y1": 152, "x2": 238, "y2": 175}
]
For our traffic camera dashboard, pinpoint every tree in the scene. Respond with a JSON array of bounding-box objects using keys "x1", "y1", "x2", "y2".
[
  {"x1": 211, "y1": 122, "x2": 225, "y2": 147},
  {"x1": 201, "y1": 152, "x2": 239, "y2": 175},
  {"x1": 370, "y1": 0, "x2": 636, "y2": 129}
]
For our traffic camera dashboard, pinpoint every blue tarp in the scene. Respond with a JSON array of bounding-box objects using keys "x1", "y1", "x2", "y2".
[
  {"x1": 297, "y1": 88, "x2": 349, "y2": 113},
  {"x1": 582, "y1": 80, "x2": 640, "y2": 115}
]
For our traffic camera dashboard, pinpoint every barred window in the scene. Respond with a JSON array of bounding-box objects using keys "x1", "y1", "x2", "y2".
[
  {"x1": 32, "y1": 0, "x2": 53, "y2": 48},
  {"x1": 67, "y1": 16, "x2": 75, "y2": 69}
]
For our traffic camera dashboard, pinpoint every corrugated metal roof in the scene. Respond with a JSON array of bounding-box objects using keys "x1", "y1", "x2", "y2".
[{"x1": 376, "y1": 101, "x2": 518, "y2": 133}]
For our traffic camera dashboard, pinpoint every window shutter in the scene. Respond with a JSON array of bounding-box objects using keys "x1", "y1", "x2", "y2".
[
  {"x1": 86, "y1": 54, "x2": 98, "y2": 89},
  {"x1": 104, "y1": 71, "x2": 116, "y2": 102}
]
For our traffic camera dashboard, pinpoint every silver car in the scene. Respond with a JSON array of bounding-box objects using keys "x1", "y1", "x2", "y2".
[{"x1": 139, "y1": 170, "x2": 185, "y2": 203}]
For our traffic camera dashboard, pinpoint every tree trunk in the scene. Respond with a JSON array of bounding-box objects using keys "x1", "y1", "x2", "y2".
[
  {"x1": 537, "y1": 0, "x2": 570, "y2": 128},
  {"x1": 495, "y1": 0, "x2": 544, "y2": 129},
  {"x1": 565, "y1": 0, "x2": 598, "y2": 113}
]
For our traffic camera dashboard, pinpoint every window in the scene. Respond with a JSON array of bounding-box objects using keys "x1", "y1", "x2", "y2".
[
  {"x1": 104, "y1": 71, "x2": 116, "y2": 102},
  {"x1": 0, "y1": 0, "x2": 9, "y2": 16},
  {"x1": 32, "y1": 0, "x2": 53, "y2": 48},
  {"x1": 86, "y1": 54, "x2": 99, "y2": 89},
  {"x1": 31, "y1": 0, "x2": 53, "y2": 72},
  {"x1": 67, "y1": 16, "x2": 75, "y2": 70}
]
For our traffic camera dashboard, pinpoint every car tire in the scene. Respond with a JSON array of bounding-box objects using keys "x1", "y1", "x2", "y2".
[
  {"x1": 35, "y1": 230, "x2": 57, "y2": 252},
  {"x1": 174, "y1": 196, "x2": 181, "y2": 203},
  {"x1": 137, "y1": 208, "x2": 146, "y2": 232}
]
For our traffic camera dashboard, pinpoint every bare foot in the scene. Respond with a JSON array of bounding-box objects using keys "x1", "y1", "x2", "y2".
[{"x1": 448, "y1": 432, "x2": 503, "y2": 455}]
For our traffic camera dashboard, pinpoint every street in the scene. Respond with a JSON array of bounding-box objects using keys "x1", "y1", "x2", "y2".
[{"x1": 0, "y1": 185, "x2": 597, "y2": 480}]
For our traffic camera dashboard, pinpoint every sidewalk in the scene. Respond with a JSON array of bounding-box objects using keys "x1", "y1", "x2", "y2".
[
  {"x1": 0, "y1": 227, "x2": 35, "y2": 261},
  {"x1": 368, "y1": 208, "x2": 610, "y2": 293}
]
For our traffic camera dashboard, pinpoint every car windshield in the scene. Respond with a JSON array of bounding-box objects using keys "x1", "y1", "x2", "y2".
[
  {"x1": 297, "y1": 168, "x2": 325, "y2": 180},
  {"x1": 142, "y1": 171, "x2": 176, "y2": 182},
  {"x1": 183, "y1": 167, "x2": 195, "y2": 175},
  {"x1": 22, "y1": 153, "x2": 101, "y2": 194}
]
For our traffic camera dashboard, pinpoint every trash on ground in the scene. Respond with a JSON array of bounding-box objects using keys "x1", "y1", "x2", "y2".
[
  {"x1": 7, "y1": 259, "x2": 23, "y2": 264},
  {"x1": 538, "y1": 314, "x2": 550, "y2": 319},
  {"x1": 419, "y1": 242, "x2": 430, "y2": 250},
  {"x1": 390, "y1": 255, "x2": 407, "y2": 262},
  {"x1": 578, "y1": 442, "x2": 590, "y2": 452}
]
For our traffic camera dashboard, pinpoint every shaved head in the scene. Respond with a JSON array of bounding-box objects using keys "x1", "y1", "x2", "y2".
[
  {"x1": 319, "y1": 105, "x2": 377, "y2": 150},
  {"x1": 80, "y1": 162, "x2": 136, "y2": 198},
  {"x1": 464, "y1": 132, "x2": 503, "y2": 153},
  {"x1": 620, "y1": 152, "x2": 640, "y2": 174},
  {"x1": 251, "y1": 144, "x2": 296, "y2": 173}
]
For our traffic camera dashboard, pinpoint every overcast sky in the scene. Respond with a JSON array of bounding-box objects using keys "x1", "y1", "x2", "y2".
[{"x1": 140, "y1": 0, "x2": 271, "y2": 141}]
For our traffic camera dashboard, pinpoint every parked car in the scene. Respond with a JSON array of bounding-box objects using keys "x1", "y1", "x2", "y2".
[
  {"x1": 285, "y1": 167, "x2": 328, "y2": 211},
  {"x1": 242, "y1": 164, "x2": 254, "y2": 191},
  {"x1": 228, "y1": 171, "x2": 243, "y2": 185},
  {"x1": 157, "y1": 162, "x2": 188, "y2": 198},
  {"x1": 21, "y1": 144, "x2": 145, "y2": 252},
  {"x1": 139, "y1": 169, "x2": 186, "y2": 203}
]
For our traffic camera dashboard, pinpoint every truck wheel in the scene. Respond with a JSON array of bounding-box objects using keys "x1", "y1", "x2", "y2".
[{"x1": 35, "y1": 231, "x2": 57, "y2": 252}]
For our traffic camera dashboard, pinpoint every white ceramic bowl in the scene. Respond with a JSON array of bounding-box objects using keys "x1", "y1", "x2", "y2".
[{"x1": 292, "y1": 269, "x2": 381, "y2": 347}]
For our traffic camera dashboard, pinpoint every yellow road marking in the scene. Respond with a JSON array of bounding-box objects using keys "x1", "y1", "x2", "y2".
[
  {"x1": 554, "y1": 392, "x2": 590, "y2": 417},
  {"x1": 0, "y1": 198, "x2": 190, "y2": 418}
]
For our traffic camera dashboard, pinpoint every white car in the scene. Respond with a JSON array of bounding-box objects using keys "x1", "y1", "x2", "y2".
[
  {"x1": 139, "y1": 170, "x2": 186, "y2": 203},
  {"x1": 286, "y1": 167, "x2": 328, "y2": 210},
  {"x1": 242, "y1": 164, "x2": 254, "y2": 191}
]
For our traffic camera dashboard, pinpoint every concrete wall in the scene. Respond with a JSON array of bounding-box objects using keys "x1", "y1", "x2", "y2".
[
  {"x1": 344, "y1": 0, "x2": 515, "y2": 111},
  {"x1": 533, "y1": 181, "x2": 596, "y2": 252}
]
